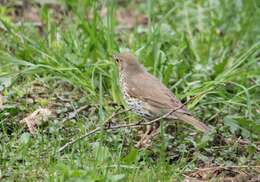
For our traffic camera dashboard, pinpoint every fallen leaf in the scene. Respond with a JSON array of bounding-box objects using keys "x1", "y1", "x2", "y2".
[
  {"x1": 89, "y1": 6, "x2": 148, "y2": 29},
  {"x1": 20, "y1": 108, "x2": 52, "y2": 134},
  {"x1": 23, "y1": 6, "x2": 41, "y2": 25},
  {"x1": 0, "y1": 93, "x2": 4, "y2": 107},
  {"x1": 116, "y1": 7, "x2": 148, "y2": 29},
  {"x1": 184, "y1": 166, "x2": 260, "y2": 182}
]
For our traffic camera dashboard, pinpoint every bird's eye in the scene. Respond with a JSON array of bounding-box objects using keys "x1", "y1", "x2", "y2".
[{"x1": 113, "y1": 55, "x2": 121, "y2": 63}]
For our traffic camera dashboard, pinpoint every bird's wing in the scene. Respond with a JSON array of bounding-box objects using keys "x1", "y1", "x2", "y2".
[{"x1": 127, "y1": 72, "x2": 189, "y2": 114}]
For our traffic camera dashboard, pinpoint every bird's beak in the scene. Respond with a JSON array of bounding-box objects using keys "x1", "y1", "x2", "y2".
[{"x1": 112, "y1": 54, "x2": 117, "y2": 60}]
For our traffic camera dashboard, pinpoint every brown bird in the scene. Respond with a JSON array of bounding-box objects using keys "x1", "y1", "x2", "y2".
[{"x1": 113, "y1": 52, "x2": 210, "y2": 146}]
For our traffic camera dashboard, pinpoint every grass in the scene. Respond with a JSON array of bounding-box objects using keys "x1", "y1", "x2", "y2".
[{"x1": 0, "y1": 0, "x2": 260, "y2": 181}]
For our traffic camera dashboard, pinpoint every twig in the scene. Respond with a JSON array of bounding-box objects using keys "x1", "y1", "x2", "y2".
[
  {"x1": 225, "y1": 137, "x2": 260, "y2": 152},
  {"x1": 183, "y1": 165, "x2": 260, "y2": 181},
  {"x1": 104, "y1": 108, "x2": 131, "y2": 123},
  {"x1": 59, "y1": 105, "x2": 92, "y2": 123},
  {"x1": 58, "y1": 127, "x2": 101, "y2": 152},
  {"x1": 59, "y1": 102, "x2": 187, "y2": 152},
  {"x1": 68, "y1": 105, "x2": 91, "y2": 119},
  {"x1": 186, "y1": 165, "x2": 260, "y2": 174},
  {"x1": 58, "y1": 108, "x2": 131, "y2": 153}
]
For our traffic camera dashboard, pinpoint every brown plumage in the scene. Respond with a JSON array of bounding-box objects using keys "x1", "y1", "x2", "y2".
[{"x1": 113, "y1": 52, "x2": 210, "y2": 133}]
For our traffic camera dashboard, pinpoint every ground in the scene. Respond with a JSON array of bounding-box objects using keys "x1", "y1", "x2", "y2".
[{"x1": 0, "y1": 0, "x2": 260, "y2": 181}]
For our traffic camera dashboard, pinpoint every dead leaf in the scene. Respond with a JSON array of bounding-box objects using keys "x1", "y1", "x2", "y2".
[
  {"x1": 183, "y1": 175, "x2": 204, "y2": 182},
  {"x1": 20, "y1": 108, "x2": 52, "y2": 134},
  {"x1": 0, "y1": 93, "x2": 4, "y2": 107},
  {"x1": 23, "y1": 6, "x2": 42, "y2": 27},
  {"x1": 88, "y1": 6, "x2": 148, "y2": 29},
  {"x1": 100, "y1": 5, "x2": 108, "y2": 17},
  {"x1": 116, "y1": 8, "x2": 148, "y2": 29},
  {"x1": 28, "y1": 82, "x2": 49, "y2": 100},
  {"x1": 184, "y1": 166, "x2": 260, "y2": 182}
]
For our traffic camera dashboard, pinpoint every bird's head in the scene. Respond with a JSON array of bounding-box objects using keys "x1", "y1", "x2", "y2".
[{"x1": 113, "y1": 52, "x2": 143, "y2": 74}]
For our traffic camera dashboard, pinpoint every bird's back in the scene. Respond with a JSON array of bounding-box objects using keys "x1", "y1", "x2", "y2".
[{"x1": 125, "y1": 70, "x2": 189, "y2": 116}]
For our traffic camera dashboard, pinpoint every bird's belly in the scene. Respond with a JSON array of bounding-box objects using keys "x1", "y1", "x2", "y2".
[{"x1": 125, "y1": 96, "x2": 153, "y2": 118}]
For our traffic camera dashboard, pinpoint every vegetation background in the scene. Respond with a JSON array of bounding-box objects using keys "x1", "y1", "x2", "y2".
[{"x1": 0, "y1": 0, "x2": 259, "y2": 181}]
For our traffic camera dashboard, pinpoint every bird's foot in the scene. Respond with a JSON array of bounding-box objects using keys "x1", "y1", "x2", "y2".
[{"x1": 135, "y1": 125, "x2": 160, "y2": 148}]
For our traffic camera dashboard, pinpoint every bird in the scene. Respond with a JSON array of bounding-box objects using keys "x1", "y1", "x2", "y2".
[{"x1": 113, "y1": 52, "x2": 210, "y2": 147}]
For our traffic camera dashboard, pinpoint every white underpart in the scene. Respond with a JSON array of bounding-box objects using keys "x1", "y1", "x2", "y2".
[{"x1": 119, "y1": 72, "x2": 152, "y2": 118}]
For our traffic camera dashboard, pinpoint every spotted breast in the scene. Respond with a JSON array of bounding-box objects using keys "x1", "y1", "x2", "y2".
[{"x1": 119, "y1": 72, "x2": 153, "y2": 119}]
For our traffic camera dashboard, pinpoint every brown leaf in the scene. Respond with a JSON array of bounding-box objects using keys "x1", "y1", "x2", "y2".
[
  {"x1": 184, "y1": 166, "x2": 260, "y2": 182},
  {"x1": 116, "y1": 8, "x2": 148, "y2": 29},
  {"x1": 89, "y1": 6, "x2": 148, "y2": 29},
  {"x1": 183, "y1": 175, "x2": 205, "y2": 182},
  {"x1": 0, "y1": 93, "x2": 4, "y2": 107},
  {"x1": 23, "y1": 6, "x2": 42, "y2": 26},
  {"x1": 20, "y1": 108, "x2": 52, "y2": 134}
]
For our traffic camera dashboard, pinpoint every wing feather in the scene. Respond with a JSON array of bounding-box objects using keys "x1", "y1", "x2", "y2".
[{"x1": 126, "y1": 72, "x2": 189, "y2": 115}]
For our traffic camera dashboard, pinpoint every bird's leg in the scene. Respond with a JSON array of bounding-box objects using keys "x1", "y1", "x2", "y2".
[
  {"x1": 135, "y1": 124, "x2": 153, "y2": 148},
  {"x1": 135, "y1": 121, "x2": 160, "y2": 148},
  {"x1": 141, "y1": 122, "x2": 160, "y2": 146}
]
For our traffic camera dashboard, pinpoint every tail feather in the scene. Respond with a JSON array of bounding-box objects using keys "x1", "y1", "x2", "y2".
[{"x1": 175, "y1": 113, "x2": 210, "y2": 133}]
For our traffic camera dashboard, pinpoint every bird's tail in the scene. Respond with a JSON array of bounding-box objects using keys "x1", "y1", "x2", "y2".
[{"x1": 175, "y1": 113, "x2": 210, "y2": 133}]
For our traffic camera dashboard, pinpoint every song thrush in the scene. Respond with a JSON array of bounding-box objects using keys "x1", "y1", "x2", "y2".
[{"x1": 113, "y1": 52, "x2": 210, "y2": 146}]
